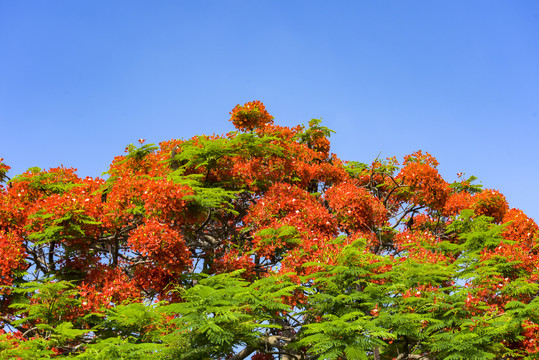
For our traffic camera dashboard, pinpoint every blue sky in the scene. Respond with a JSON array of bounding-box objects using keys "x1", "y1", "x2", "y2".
[{"x1": 1, "y1": 1, "x2": 538, "y2": 220}]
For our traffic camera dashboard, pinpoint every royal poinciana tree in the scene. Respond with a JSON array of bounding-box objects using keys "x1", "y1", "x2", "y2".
[{"x1": 1, "y1": 101, "x2": 538, "y2": 359}]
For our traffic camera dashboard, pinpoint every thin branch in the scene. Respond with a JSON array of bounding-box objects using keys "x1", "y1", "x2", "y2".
[
  {"x1": 391, "y1": 206, "x2": 424, "y2": 230},
  {"x1": 228, "y1": 346, "x2": 256, "y2": 360},
  {"x1": 194, "y1": 208, "x2": 212, "y2": 233},
  {"x1": 1, "y1": 316, "x2": 26, "y2": 334}
]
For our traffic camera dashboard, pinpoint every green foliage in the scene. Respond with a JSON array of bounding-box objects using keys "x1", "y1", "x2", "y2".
[
  {"x1": 9, "y1": 280, "x2": 81, "y2": 328},
  {"x1": 11, "y1": 167, "x2": 80, "y2": 196},
  {"x1": 255, "y1": 226, "x2": 301, "y2": 259},
  {"x1": 2, "y1": 280, "x2": 165, "y2": 359},
  {"x1": 295, "y1": 240, "x2": 394, "y2": 358},
  {"x1": 449, "y1": 175, "x2": 483, "y2": 194},
  {"x1": 167, "y1": 133, "x2": 286, "y2": 215},
  {"x1": 179, "y1": 177, "x2": 240, "y2": 214},
  {"x1": 75, "y1": 337, "x2": 162, "y2": 360},
  {"x1": 297, "y1": 118, "x2": 335, "y2": 147},
  {"x1": 172, "y1": 133, "x2": 284, "y2": 177},
  {"x1": 0, "y1": 337, "x2": 55, "y2": 360},
  {"x1": 75, "y1": 303, "x2": 163, "y2": 360},
  {"x1": 26, "y1": 208, "x2": 99, "y2": 245},
  {"x1": 344, "y1": 161, "x2": 369, "y2": 179},
  {"x1": 124, "y1": 143, "x2": 159, "y2": 162},
  {"x1": 0, "y1": 280, "x2": 90, "y2": 359},
  {"x1": 159, "y1": 271, "x2": 298, "y2": 359}
]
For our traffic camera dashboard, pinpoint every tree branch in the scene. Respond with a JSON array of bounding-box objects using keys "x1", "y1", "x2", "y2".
[{"x1": 228, "y1": 346, "x2": 256, "y2": 360}]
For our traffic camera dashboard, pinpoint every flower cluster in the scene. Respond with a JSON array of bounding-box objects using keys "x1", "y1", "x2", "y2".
[
  {"x1": 501, "y1": 208, "x2": 538, "y2": 247},
  {"x1": 397, "y1": 151, "x2": 450, "y2": 211},
  {"x1": 325, "y1": 182, "x2": 387, "y2": 233},
  {"x1": 78, "y1": 266, "x2": 139, "y2": 312},
  {"x1": 0, "y1": 231, "x2": 26, "y2": 286},
  {"x1": 472, "y1": 189, "x2": 508, "y2": 223},
  {"x1": 443, "y1": 191, "x2": 473, "y2": 217},
  {"x1": 128, "y1": 219, "x2": 192, "y2": 296},
  {"x1": 229, "y1": 100, "x2": 274, "y2": 131}
]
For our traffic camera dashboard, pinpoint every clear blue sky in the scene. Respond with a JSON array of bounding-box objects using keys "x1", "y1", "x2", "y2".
[{"x1": 1, "y1": 1, "x2": 538, "y2": 220}]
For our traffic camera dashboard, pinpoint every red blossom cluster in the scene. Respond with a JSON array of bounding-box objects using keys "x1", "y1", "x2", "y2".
[
  {"x1": 230, "y1": 100, "x2": 274, "y2": 131},
  {"x1": 472, "y1": 189, "x2": 509, "y2": 223},
  {"x1": 396, "y1": 151, "x2": 450, "y2": 210},
  {"x1": 443, "y1": 191, "x2": 473, "y2": 217},
  {"x1": 522, "y1": 321, "x2": 539, "y2": 353},
  {"x1": 245, "y1": 182, "x2": 338, "y2": 274},
  {"x1": 0, "y1": 231, "x2": 26, "y2": 286},
  {"x1": 501, "y1": 208, "x2": 539, "y2": 246},
  {"x1": 78, "y1": 266, "x2": 140, "y2": 313},
  {"x1": 325, "y1": 182, "x2": 387, "y2": 233},
  {"x1": 128, "y1": 219, "x2": 192, "y2": 296}
]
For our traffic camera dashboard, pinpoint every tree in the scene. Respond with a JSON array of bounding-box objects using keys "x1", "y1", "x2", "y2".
[{"x1": 0, "y1": 101, "x2": 538, "y2": 359}]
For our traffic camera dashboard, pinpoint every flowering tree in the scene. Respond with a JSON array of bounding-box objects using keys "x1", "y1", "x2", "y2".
[{"x1": 0, "y1": 101, "x2": 538, "y2": 359}]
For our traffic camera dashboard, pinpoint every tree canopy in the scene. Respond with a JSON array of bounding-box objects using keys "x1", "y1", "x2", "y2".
[{"x1": 1, "y1": 101, "x2": 538, "y2": 359}]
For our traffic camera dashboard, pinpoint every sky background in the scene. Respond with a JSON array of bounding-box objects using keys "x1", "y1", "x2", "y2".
[{"x1": 1, "y1": 1, "x2": 538, "y2": 221}]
